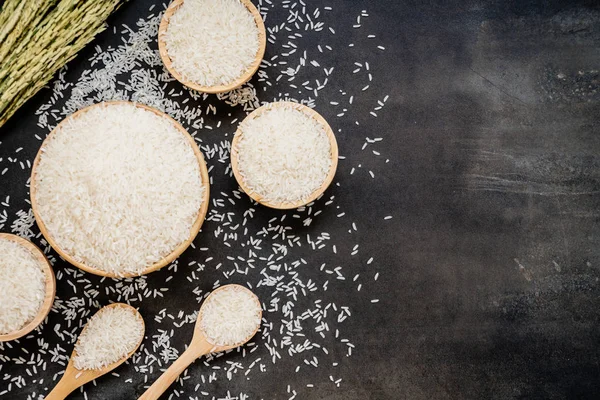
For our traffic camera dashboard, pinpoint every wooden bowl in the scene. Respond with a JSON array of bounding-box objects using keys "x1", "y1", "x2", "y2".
[
  {"x1": 30, "y1": 101, "x2": 210, "y2": 278},
  {"x1": 158, "y1": 0, "x2": 267, "y2": 94},
  {"x1": 230, "y1": 101, "x2": 339, "y2": 209},
  {"x1": 0, "y1": 233, "x2": 56, "y2": 342}
]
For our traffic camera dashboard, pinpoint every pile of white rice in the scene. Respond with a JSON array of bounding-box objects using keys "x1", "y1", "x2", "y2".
[
  {"x1": 73, "y1": 305, "x2": 144, "y2": 370},
  {"x1": 234, "y1": 103, "x2": 333, "y2": 204},
  {"x1": 0, "y1": 237, "x2": 47, "y2": 335},
  {"x1": 34, "y1": 103, "x2": 204, "y2": 276},
  {"x1": 164, "y1": 0, "x2": 260, "y2": 87},
  {"x1": 200, "y1": 285, "x2": 261, "y2": 346}
]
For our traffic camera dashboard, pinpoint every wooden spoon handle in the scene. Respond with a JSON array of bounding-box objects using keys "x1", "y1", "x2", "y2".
[
  {"x1": 139, "y1": 343, "x2": 211, "y2": 400},
  {"x1": 45, "y1": 374, "x2": 80, "y2": 400}
]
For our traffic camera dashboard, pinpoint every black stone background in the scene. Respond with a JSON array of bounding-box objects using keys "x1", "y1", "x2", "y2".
[{"x1": 1, "y1": 0, "x2": 600, "y2": 398}]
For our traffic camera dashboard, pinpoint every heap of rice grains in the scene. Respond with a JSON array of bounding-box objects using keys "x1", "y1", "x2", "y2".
[
  {"x1": 199, "y1": 285, "x2": 262, "y2": 346},
  {"x1": 234, "y1": 103, "x2": 333, "y2": 205},
  {"x1": 0, "y1": 236, "x2": 46, "y2": 335},
  {"x1": 164, "y1": 0, "x2": 260, "y2": 87},
  {"x1": 73, "y1": 305, "x2": 144, "y2": 370},
  {"x1": 33, "y1": 102, "x2": 204, "y2": 276}
]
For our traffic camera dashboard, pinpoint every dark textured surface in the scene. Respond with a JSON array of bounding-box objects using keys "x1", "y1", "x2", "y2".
[{"x1": 1, "y1": 0, "x2": 600, "y2": 399}]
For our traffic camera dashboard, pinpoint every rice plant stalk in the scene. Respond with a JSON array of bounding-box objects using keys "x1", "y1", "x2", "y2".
[{"x1": 0, "y1": 0, "x2": 126, "y2": 127}]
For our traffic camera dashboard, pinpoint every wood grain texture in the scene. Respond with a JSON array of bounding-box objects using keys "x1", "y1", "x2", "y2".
[
  {"x1": 30, "y1": 100, "x2": 211, "y2": 278},
  {"x1": 45, "y1": 303, "x2": 145, "y2": 400},
  {"x1": 230, "y1": 101, "x2": 339, "y2": 209},
  {"x1": 0, "y1": 233, "x2": 55, "y2": 342},
  {"x1": 158, "y1": 0, "x2": 267, "y2": 94}
]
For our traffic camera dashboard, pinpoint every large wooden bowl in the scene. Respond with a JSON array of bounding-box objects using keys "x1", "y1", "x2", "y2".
[
  {"x1": 30, "y1": 101, "x2": 210, "y2": 278},
  {"x1": 231, "y1": 101, "x2": 338, "y2": 209},
  {"x1": 158, "y1": 0, "x2": 267, "y2": 94},
  {"x1": 0, "y1": 233, "x2": 56, "y2": 342}
]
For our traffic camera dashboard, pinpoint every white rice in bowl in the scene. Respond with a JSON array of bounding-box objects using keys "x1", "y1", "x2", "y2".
[
  {"x1": 233, "y1": 102, "x2": 334, "y2": 205},
  {"x1": 33, "y1": 102, "x2": 205, "y2": 276},
  {"x1": 164, "y1": 0, "x2": 261, "y2": 87},
  {"x1": 0, "y1": 237, "x2": 47, "y2": 335}
]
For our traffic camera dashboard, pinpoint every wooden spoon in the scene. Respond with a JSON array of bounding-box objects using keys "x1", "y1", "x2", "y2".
[
  {"x1": 45, "y1": 303, "x2": 145, "y2": 400},
  {"x1": 0, "y1": 233, "x2": 55, "y2": 342},
  {"x1": 139, "y1": 284, "x2": 262, "y2": 400}
]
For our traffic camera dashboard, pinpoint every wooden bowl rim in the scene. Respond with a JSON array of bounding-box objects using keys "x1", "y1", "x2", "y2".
[
  {"x1": 0, "y1": 233, "x2": 56, "y2": 342},
  {"x1": 30, "y1": 100, "x2": 210, "y2": 278},
  {"x1": 158, "y1": 0, "x2": 267, "y2": 94},
  {"x1": 230, "y1": 101, "x2": 339, "y2": 209},
  {"x1": 195, "y1": 284, "x2": 262, "y2": 348}
]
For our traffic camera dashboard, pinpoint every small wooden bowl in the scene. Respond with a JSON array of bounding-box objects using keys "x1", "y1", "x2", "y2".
[
  {"x1": 158, "y1": 0, "x2": 267, "y2": 94},
  {"x1": 230, "y1": 101, "x2": 339, "y2": 209},
  {"x1": 30, "y1": 101, "x2": 210, "y2": 278},
  {"x1": 0, "y1": 233, "x2": 56, "y2": 342}
]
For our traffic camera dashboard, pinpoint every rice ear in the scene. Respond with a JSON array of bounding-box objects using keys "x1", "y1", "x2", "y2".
[{"x1": 0, "y1": 0, "x2": 126, "y2": 128}]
